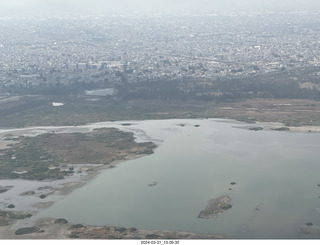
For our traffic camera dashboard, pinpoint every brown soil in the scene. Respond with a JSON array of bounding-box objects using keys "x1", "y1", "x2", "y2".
[
  {"x1": 211, "y1": 98, "x2": 320, "y2": 126},
  {"x1": 11, "y1": 218, "x2": 224, "y2": 239},
  {"x1": 66, "y1": 225, "x2": 224, "y2": 239}
]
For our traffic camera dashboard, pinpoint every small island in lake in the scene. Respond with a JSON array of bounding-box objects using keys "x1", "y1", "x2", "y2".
[{"x1": 198, "y1": 195, "x2": 232, "y2": 219}]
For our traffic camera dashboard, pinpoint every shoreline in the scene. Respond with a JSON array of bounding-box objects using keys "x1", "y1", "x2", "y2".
[
  {"x1": 236, "y1": 121, "x2": 320, "y2": 133},
  {"x1": 0, "y1": 118, "x2": 319, "y2": 239},
  {"x1": 0, "y1": 122, "x2": 158, "y2": 239},
  {"x1": 0, "y1": 153, "x2": 226, "y2": 239},
  {"x1": 0, "y1": 154, "x2": 157, "y2": 239},
  {"x1": 3, "y1": 217, "x2": 225, "y2": 239}
]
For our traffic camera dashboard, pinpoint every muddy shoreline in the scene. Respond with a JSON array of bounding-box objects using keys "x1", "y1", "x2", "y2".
[
  {"x1": 0, "y1": 123, "x2": 159, "y2": 239},
  {"x1": 0, "y1": 154, "x2": 157, "y2": 239},
  {"x1": 0, "y1": 155, "x2": 226, "y2": 239},
  {"x1": 237, "y1": 120, "x2": 320, "y2": 133},
  {"x1": 0, "y1": 119, "x2": 319, "y2": 239},
  {"x1": 2, "y1": 217, "x2": 225, "y2": 239},
  {"x1": 0, "y1": 121, "x2": 226, "y2": 239}
]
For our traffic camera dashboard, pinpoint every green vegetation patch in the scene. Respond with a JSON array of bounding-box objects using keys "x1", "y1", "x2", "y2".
[
  {"x1": 249, "y1": 127, "x2": 263, "y2": 131},
  {"x1": 0, "y1": 134, "x2": 67, "y2": 180},
  {"x1": 0, "y1": 211, "x2": 32, "y2": 219},
  {"x1": 0, "y1": 128, "x2": 156, "y2": 181},
  {"x1": 145, "y1": 234, "x2": 160, "y2": 239},
  {"x1": 271, "y1": 127, "x2": 290, "y2": 131},
  {"x1": 54, "y1": 218, "x2": 68, "y2": 224},
  {"x1": 15, "y1": 226, "x2": 41, "y2": 235},
  {"x1": 0, "y1": 210, "x2": 32, "y2": 226}
]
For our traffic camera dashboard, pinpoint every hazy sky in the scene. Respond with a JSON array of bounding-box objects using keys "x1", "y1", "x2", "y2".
[{"x1": 1, "y1": 0, "x2": 320, "y2": 16}]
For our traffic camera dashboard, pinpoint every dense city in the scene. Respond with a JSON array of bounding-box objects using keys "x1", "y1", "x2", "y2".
[{"x1": 1, "y1": 12, "x2": 320, "y2": 100}]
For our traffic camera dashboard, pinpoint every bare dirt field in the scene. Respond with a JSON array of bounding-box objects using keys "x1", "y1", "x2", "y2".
[
  {"x1": 1, "y1": 96, "x2": 320, "y2": 128},
  {"x1": 211, "y1": 98, "x2": 320, "y2": 126}
]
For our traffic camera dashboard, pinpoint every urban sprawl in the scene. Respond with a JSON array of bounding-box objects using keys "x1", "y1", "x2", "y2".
[{"x1": 1, "y1": 12, "x2": 320, "y2": 100}]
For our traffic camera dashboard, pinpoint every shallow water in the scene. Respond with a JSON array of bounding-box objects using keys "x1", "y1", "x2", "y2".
[{"x1": 36, "y1": 119, "x2": 320, "y2": 238}]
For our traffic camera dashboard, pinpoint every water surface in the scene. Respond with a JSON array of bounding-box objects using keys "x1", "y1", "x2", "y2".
[{"x1": 39, "y1": 119, "x2": 320, "y2": 239}]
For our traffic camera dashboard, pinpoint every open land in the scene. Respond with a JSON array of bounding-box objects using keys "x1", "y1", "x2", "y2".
[{"x1": 1, "y1": 96, "x2": 320, "y2": 129}]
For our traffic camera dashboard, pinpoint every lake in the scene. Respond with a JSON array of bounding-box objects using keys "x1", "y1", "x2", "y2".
[{"x1": 38, "y1": 119, "x2": 320, "y2": 239}]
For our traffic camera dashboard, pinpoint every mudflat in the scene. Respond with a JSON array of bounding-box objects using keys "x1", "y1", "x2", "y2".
[{"x1": 0, "y1": 126, "x2": 157, "y2": 238}]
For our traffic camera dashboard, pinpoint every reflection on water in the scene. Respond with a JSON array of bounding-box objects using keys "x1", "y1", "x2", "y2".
[{"x1": 38, "y1": 119, "x2": 320, "y2": 239}]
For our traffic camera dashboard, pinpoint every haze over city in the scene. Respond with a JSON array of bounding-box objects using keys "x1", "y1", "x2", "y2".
[
  {"x1": 1, "y1": 0, "x2": 320, "y2": 16},
  {"x1": 2, "y1": 0, "x2": 320, "y2": 241}
]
